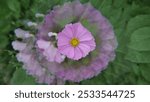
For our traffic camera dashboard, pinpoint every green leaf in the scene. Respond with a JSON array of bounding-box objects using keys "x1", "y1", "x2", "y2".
[
  {"x1": 0, "y1": 0, "x2": 12, "y2": 19},
  {"x1": 140, "y1": 0, "x2": 150, "y2": 7},
  {"x1": 7, "y1": 0, "x2": 21, "y2": 18},
  {"x1": 140, "y1": 64, "x2": 150, "y2": 83},
  {"x1": 0, "y1": 20, "x2": 11, "y2": 34},
  {"x1": 125, "y1": 18, "x2": 150, "y2": 63},
  {"x1": 7, "y1": 0, "x2": 20, "y2": 13},
  {"x1": 127, "y1": 15, "x2": 150, "y2": 35},
  {"x1": 11, "y1": 68, "x2": 36, "y2": 85},
  {"x1": 0, "y1": 35, "x2": 9, "y2": 49},
  {"x1": 118, "y1": 15, "x2": 150, "y2": 54},
  {"x1": 137, "y1": 78, "x2": 150, "y2": 85},
  {"x1": 111, "y1": 0, "x2": 127, "y2": 8},
  {"x1": 31, "y1": 0, "x2": 63, "y2": 14},
  {"x1": 125, "y1": 49, "x2": 150, "y2": 63},
  {"x1": 128, "y1": 27, "x2": 150, "y2": 51},
  {"x1": 99, "y1": 0, "x2": 112, "y2": 9},
  {"x1": 89, "y1": 0, "x2": 104, "y2": 9},
  {"x1": 20, "y1": 0, "x2": 30, "y2": 10},
  {"x1": 130, "y1": 2, "x2": 150, "y2": 17}
]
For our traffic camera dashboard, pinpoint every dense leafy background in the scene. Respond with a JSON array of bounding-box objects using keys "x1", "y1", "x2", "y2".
[{"x1": 0, "y1": 0, "x2": 150, "y2": 85}]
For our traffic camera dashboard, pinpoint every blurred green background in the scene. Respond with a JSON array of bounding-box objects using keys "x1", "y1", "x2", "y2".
[{"x1": 0, "y1": 0, "x2": 150, "y2": 85}]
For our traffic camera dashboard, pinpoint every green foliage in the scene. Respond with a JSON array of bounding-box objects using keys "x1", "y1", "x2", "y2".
[
  {"x1": 125, "y1": 50, "x2": 150, "y2": 63},
  {"x1": 126, "y1": 15, "x2": 150, "y2": 35},
  {"x1": 11, "y1": 68, "x2": 36, "y2": 85},
  {"x1": 140, "y1": 64, "x2": 150, "y2": 83},
  {"x1": 0, "y1": 50, "x2": 17, "y2": 84},
  {"x1": 7, "y1": 0, "x2": 20, "y2": 18},
  {"x1": 128, "y1": 27, "x2": 150, "y2": 51},
  {"x1": 0, "y1": 35, "x2": 9, "y2": 49},
  {"x1": 0, "y1": 0, "x2": 150, "y2": 84}
]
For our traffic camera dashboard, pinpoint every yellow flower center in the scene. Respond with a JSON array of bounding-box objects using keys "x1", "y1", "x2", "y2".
[{"x1": 70, "y1": 38, "x2": 80, "y2": 47}]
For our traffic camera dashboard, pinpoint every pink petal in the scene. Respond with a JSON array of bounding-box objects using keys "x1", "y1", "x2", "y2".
[
  {"x1": 74, "y1": 23, "x2": 88, "y2": 38},
  {"x1": 73, "y1": 47, "x2": 83, "y2": 60},
  {"x1": 37, "y1": 39, "x2": 65, "y2": 63},
  {"x1": 16, "y1": 53, "x2": 31, "y2": 63},
  {"x1": 57, "y1": 34, "x2": 70, "y2": 46},
  {"x1": 59, "y1": 45, "x2": 74, "y2": 59},
  {"x1": 78, "y1": 43, "x2": 91, "y2": 57},
  {"x1": 81, "y1": 40, "x2": 96, "y2": 51},
  {"x1": 70, "y1": 23, "x2": 79, "y2": 37},
  {"x1": 14, "y1": 28, "x2": 32, "y2": 38},
  {"x1": 58, "y1": 44, "x2": 71, "y2": 51},
  {"x1": 12, "y1": 41, "x2": 27, "y2": 51},
  {"x1": 62, "y1": 24, "x2": 74, "y2": 38},
  {"x1": 78, "y1": 32, "x2": 93, "y2": 41},
  {"x1": 37, "y1": 40, "x2": 50, "y2": 49},
  {"x1": 44, "y1": 45, "x2": 57, "y2": 62},
  {"x1": 55, "y1": 52, "x2": 65, "y2": 63},
  {"x1": 72, "y1": 23, "x2": 94, "y2": 41}
]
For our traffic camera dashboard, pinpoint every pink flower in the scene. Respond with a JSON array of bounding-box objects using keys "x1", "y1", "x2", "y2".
[
  {"x1": 14, "y1": 28, "x2": 33, "y2": 38},
  {"x1": 12, "y1": 41, "x2": 27, "y2": 51},
  {"x1": 12, "y1": 1, "x2": 118, "y2": 84},
  {"x1": 57, "y1": 22, "x2": 96, "y2": 60},
  {"x1": 37, "y1": 40, "x2": 65, "y2": 63}
]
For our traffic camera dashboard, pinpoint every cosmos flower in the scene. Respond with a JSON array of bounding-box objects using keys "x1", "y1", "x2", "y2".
[
  {"x1": 12, "y1": 1, "x2": 117, "y2": 84},
  {"x1": 57, "y1": 22, "x2": 96, "y2": 60}
]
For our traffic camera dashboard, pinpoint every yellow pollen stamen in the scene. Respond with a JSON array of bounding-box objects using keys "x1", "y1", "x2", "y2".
[{"x1": 70, "y1": 38, "x2": 80, "y2": 47}]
